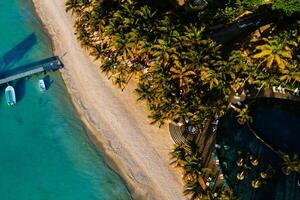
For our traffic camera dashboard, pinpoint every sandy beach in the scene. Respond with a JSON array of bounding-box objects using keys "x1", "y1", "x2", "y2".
[{"x1": 32, "y1": 0, "x2": 185, "y2": 199}]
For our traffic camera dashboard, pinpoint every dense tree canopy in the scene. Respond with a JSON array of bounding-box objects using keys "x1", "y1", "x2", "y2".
[
  {"x1": 272, "y1": 0, "x2": 300, "y2": 16},
  {"x1": 65, "y1": 0, "x2": 300, "y2": 126},
  {"x1": 66, "y1": 0, "x2": 300, "y2": 199}
]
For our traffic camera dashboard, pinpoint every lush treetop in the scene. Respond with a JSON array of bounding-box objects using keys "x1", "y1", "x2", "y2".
[{"x1": 272, "y1": 0, "x2": 300, "y2": 16}]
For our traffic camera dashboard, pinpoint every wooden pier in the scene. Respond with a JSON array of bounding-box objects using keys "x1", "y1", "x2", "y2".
[{"x1": 0, "y1": 57, "x2": 63, "y2": 85}]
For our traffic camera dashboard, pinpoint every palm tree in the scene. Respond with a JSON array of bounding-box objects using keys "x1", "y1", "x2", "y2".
[
  {"x1": 230, "y1": 104, "x2": 253, "y2": 125},
  {"x1": 279, "y1": 71, "x2": 300, "y2": 85},
  {"x1": 218, "y1": 190, "x2": 240, "y2": 200},
  {"x1": 100, "y1": 57, "x2": 116, "y2": 76},
  {"x1": 183, "y1": 156, "x2": 204, "y2": 178},
  {"x1": 111, "y1": 70, "x2": 128, "y2": 90},
  {"x1": 252, "y1": 36, "x2": 295, "y2": 72},
  {"x1": 76, "y1": 25, "x2": 92, "y2": 47},
  {"x1": 65, "y1": 0, "x2": 81, "y2": 14},
  {"x1": 81, "y1": 0, "x2": 92, "y2": 8},
  {"x1": 183, "y1": 179, "x2": 210, "y2": 200},
  {"x1": 152, "y1": 38, "x2": 179, "y2": 66},
  {"x1": 200, "y1": 67, "x2": 220, "y2": 91},
  {"x1": 279, "y1": 65, "x2": 300, "y2": 85},
  {"x1": 170, "y1": 144, "x2": 187, "y2": 167},
  {"x1": 66, "y1": 0, "x2": 92, "y2": 14},
  {"x1": 170, "y1": 66, "x2": 196, "y2": 94},
  {"x1": 282, "y1": 154, "x2": 300, "y2": 175},
  {"x1": 184, "y1": 180, "x2": 216, "y2": 200},
  {"x1": 135, "y1": 5, "x2": 157, "y2": 24},
  {"x1": 181, "y1": 25, "x2": 206, "y2": 47}
]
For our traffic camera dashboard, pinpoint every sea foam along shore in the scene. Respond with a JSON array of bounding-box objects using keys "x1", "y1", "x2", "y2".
[{"x1": 31, "y1": 0, "x2": 185, "y2": 199}]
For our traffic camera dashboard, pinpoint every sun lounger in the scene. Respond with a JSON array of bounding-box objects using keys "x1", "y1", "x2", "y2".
[
  {"x1": 277, "y1": 86, "x2": 283, "y2": 93},
  {"x1": 293, "y1": 88, "x2": 299, "y2": 96}
]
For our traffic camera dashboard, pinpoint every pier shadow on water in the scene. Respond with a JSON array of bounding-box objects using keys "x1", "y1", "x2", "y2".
[
  {"x1": 0, "y1": 55, "x2": 61, "y2": 102},
  {"x1": 0, "y1": 33, "x2": 37, "y2": 71}
]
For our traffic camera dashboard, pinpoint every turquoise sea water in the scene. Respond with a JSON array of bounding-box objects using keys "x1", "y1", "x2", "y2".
[{"x1": 0, "y1": 0, "x2": 131, "y2": 199}]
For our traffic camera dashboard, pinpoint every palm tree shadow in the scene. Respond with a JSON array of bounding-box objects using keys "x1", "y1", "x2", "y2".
[
  {"x1": 43, "y1": 75, "x2": 54, "y2": 89},
  {"x1": 0, "y1": 33, "x2": 37, "y2": 71}
]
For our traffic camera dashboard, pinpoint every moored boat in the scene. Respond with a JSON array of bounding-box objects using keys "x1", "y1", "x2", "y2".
[
  {"x1": 5, "y1": 85, "x2": 16, "y2": 106},
  {"x1": 39, "y1": 79, "x2": 46, "y2": 92}
]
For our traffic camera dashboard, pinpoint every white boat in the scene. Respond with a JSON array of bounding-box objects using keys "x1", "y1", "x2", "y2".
[
  {"x1": 39, "y1": 79, "x2": 46, "y2": 92},
  {"x1": 5, "y1": 85, "x2": 16, "y2": 106}
]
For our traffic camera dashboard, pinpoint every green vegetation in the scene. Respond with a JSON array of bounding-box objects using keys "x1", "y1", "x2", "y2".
[
  {"x1": 231, "y1": 104, "x2": 253, "y2": 125},
  {"x1": 272, "y1": 0, "x2": 300, "y2": 16},
  {"x1": 282, "y1": 153, "x2": 300, "y2": 175},
  {"x1": 65, "y1": 0, "x2": 299, "y2": 126},
  {"x1": 66, "y1": 0, "x2": 299, "y2": 199},
  {"x1": 170, "y1": 141, "x2": 239, "y2": 200}
]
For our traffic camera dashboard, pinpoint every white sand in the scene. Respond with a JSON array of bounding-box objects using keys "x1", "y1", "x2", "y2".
[{"x1": 32, "y1": 0, "x2": 185, "y2": 199}]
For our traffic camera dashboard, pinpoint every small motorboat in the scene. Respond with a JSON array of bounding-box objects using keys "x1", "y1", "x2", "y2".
[
  {"x1": 39, "y1": 79, "x2": 46, "y2": 92},
  {"x1": 5, "y1": 85, "x2": 16, "y2": 106}
]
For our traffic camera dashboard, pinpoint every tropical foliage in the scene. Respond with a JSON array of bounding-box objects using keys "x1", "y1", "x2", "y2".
[
  {"x1": 231, "y1": 104, "x2": 253, "y2": 125},
  {"x1": 65, "y1": 0, "x2": 300, "y2": 199},
  {"x1": 272, "y1": 0, "x2": 300, "y2": 16},
  {"x1": 281, "y1": 153, "x2": 300, "y2": 175},
  {"x1": 252, "y1": 32, "x2": 298, "y2": 72},
  {"x1": 66, "y1": 0, "x2": 300, "y2": 127},
  {"x1": 170, "y1": 142, "x2": 239, "y2": 200}
]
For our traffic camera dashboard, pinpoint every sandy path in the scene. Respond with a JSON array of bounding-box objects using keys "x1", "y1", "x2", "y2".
[{"x1": 32, "y1": 0, "x2": 185, "y2": 199}]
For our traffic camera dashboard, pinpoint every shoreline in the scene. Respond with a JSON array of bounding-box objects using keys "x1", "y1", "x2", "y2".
[
  {"x1": 31, "y1": 0, "x2": 185, "y2": 200},
  {"x1": 30, "y1": 1, "x2": 142, "y2": 198}
]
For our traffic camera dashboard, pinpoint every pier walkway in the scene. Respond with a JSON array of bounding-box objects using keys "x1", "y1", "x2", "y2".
[{"x1": 0, "y1": 56, "x2": 63, "y2": 85}]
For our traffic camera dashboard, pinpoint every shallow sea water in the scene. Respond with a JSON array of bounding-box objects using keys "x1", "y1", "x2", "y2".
[{"x1": 0, "y1": 1, "x2": 131, "y2": 199}]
